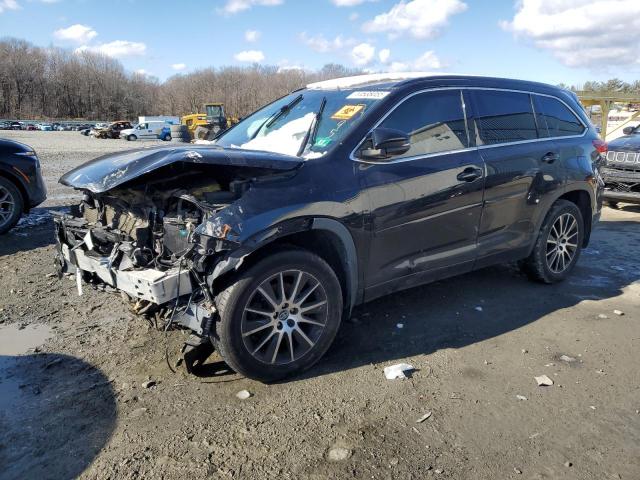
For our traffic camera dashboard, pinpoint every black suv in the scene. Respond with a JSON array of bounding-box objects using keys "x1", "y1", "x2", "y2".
[
  {"x1": 0, "y1": 139, "x2": 47, "y2": 233},
  {"x1": 53, "y1": 74, "x2": 603, "y2": 381}
]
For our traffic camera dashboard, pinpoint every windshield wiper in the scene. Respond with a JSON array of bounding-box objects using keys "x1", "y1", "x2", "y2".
[
  {"x1": 250, "y1": 94, "x2": 303, "y2": 140},
  {"x1": 297, "y1": 96, "x2": 327, "y2": 157}
]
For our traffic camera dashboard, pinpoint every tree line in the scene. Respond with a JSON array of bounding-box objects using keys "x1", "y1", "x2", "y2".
[{"x1": 0, "y1": 37, "x2": 360, "y2": 121}]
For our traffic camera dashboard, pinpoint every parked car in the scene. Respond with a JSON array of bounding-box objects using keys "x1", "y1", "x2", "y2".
[
  {"x1": 0, "y1": 138, "x2": 47, "y2": 234},
  {"x1": 53, "y1": 73, "x2": 604, "y2": 381},
  {"x1": 9, "y1": 122, "x2": 22, "y2": 130},
  {"x1": 602, "y1": 124, "x2": 640, "y2": 206},
  {"x1": 94, "y1": 121, "x2": 132, "y2": 139},
  {"x1": 121, "y1": 121, "x2": 173, "y2": 141},
  {"x1": 40, "y1": 124, "x2": 53, "y2": 131},
  {"x1": 26, "y1": 124, "x2": 37, "y2": 131}
]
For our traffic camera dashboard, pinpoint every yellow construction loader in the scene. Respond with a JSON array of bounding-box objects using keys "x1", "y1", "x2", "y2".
[{"x1": 181, "y1": 103, "x2": 238, "y2": 140}]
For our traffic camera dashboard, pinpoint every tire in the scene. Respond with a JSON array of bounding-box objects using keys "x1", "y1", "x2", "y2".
[
  {"x1": 0, "y1": 177, "x2": 24, "y2": 234},
  {"x1": 127, "y1": 135, "x2": 136, "y2": 141},
  {"x1": 212, "y1": 249, "x2": 343, "y2": 382},
  {"x1": 521, "y1": 199, "x2": 584, "y2": 284},
  {"x1": 163, "y1": 134, "x2": 172, "y2": 142}
]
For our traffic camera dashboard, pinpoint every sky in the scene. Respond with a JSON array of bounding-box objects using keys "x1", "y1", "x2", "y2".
[{"x1": 1, "y1": 0, "x2": 639, "y2": 86}]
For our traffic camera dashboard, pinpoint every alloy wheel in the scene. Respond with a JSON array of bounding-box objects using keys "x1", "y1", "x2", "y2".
[
  {"x1": 241, "y1": 269, "x2": 329, "y2": 365},
  {"x1": 546, "y1": 213, "x2": 579, "y2": 274},
  {"x1": 0, "y1": 185, "x2": 16, "y2": 229}
]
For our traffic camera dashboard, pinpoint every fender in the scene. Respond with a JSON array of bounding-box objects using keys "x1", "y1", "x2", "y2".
[
  {"x1": 528, "y1": 183, "x2": 596, "y2": 255},
  {"x1": 208, "y1": 216, "x2": 360, "y2": 312}
]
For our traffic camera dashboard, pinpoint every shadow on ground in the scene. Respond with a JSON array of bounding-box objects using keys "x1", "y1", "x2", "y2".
[
  {"x1": 299, "y1": 219, "x2": 639, "y2": 380},
  {"x1": 0, "y1": 206, "x2": 68, "y2": 257},
  {"x1": 0, "y1": 353, "x2": 116, "y2": 480}
]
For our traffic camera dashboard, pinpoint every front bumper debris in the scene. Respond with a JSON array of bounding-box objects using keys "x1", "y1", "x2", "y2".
[
  {"x1": 53, "y1": 213, "x2": 214, "y2": 335},
  {"x1": 58, "y1": 243, "x2": 193, "y2": 303}
]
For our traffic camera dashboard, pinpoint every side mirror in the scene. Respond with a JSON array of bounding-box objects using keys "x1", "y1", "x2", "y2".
[
  {"x1": 359, "y1": 127, "x2": 411, "y2": 161},
  {"x1": 623, "y1": 126, "x2": 636, "y2": 135}
]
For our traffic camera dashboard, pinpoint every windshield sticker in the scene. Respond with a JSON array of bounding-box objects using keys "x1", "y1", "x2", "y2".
[
  {"x1": 314, "y1": 137, "x2": 333, "y2": 148},
  {"x1": 346, "y1": 91, "x2": 390, "y2": 100},
  {"x1": 331, "y1": 104, "x2": 365, "y2": 121}
]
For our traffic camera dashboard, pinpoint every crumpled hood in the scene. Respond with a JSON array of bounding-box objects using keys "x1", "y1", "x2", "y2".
[{"x1": 59, "y1": 144, "x2": 304, "y2": 193}]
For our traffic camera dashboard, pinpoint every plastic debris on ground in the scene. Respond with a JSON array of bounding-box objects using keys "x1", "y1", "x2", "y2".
[
  {"x1": 559, "y1": 355, "x2": 576, "y2": 363},
  {"x1": 383, "y1": 363, "x2": 415, "y2": 380},
  {"x1": 415, "y1": 411, "x2": 432, "y2": 423},
  {"x1": 236, "y1": 390, "x2": 252, "y2": 400},
  {"x1": 535, "y1": 374, "x2": 554, "y2": 386}
]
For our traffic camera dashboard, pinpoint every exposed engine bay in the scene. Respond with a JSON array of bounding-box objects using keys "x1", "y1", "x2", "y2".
[{"x1": 53, "y1": 159, "x2": 286, "y2": 370}]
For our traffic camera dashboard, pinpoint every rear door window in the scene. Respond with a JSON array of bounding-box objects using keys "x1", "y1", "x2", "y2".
[
  {"x1": 472, "y1": 90, "x2": 538, "y2": 145},
  {"x1": 533, "y1": 95, "x2": 585, "y2": 137},
  {"x1": 378, "y1": 90, "x2": 469, "y2": 158}
]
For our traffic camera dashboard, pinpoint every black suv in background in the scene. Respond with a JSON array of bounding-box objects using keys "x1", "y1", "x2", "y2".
[
  {"x1": 0, "y1": 139, "x2": 47, "y2": 233},
  {"x1": 602, "y1": 125, "x2": 640, "y2": 206},
  {"x1": 53, "y1": 74, "x2": 603, "y2": 381}
]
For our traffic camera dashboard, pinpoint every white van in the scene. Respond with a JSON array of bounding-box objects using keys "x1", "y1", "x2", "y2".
[{"x1": 121, "y1": 120, "x2": 172, "y2": 141}]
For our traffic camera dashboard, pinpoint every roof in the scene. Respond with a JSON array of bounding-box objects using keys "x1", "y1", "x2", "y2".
[
  {"x1": 306, "y1": 72, "x2": 561, "y2": 94},
  {"x1": 306, "y1": 72, "x2": 441, "y2": 90}
]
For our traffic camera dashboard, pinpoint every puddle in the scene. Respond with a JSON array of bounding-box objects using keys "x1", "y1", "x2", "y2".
[
  {"x1": 0, "y1": 323, "x2": 52, "y2": 412},
  {"x1": 0, "y1": 323, "x2": 52, "y2": 355}
]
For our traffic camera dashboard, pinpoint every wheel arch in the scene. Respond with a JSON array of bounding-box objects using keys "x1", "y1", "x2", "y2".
[
  {"x1": 557, "y1": 188, "x2": 593, "y2": 247},
  {"x1": 210, "y1": 217, "x2": 359, "y2": 314}
]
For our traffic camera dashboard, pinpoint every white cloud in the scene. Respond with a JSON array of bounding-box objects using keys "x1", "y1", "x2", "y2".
[
  {"x1": 171, "y1": 63, "x2": 187, "y2": 71},
  {"x1": 363, "y1": 0, "x2": 467, "y2": 39},
  {"x1": 135, "y1": 69, "x2": 148, "y2": 75},
  {"x1": 348, "y1": 12, "x2": 359, "y2": 21},
  {"x1": 220, "y1": 0, "x2": 283, "y2": 15},
  {"x1": 383, "y1": 50, "x2": 444, "y2": 72},
  {"x1": 0, "y1": 0, "x2": 20, "y2": 13},
  {"x1": 53, "y1": 24, "x2": 97, "y2": 44},
  {"x1": 245, "y1": 29, "x2": 261, "y2": 42},
  {"x1": 234, "y1": 49, "x2": 265, "y2": 62},
  {"x1": 300, "y1": 32, "x2": 356, "y2": 53},
  {"x1": 75, "y1": 40, "x2": 147, "y2": 58},
  {"x1": 378, "y1": 48, "x2": 391, "y2": 63},
  {"x1": 501, "y1": 0, "x2": 640, "y2": 68},
  {"x1": 351, "y1": 42, "x2": 376, "y2": 66},
  {"x1": 388, "y1": 61, "x2": 409, "y2": 72},
  {"x1": 412, "y1": 50, "x2": 443, "y2": 69}
]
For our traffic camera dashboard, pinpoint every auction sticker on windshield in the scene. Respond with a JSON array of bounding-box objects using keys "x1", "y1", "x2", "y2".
[
  {"x1": 331, "y1": 104, "x2": 365, "y2": 120},
  {"x1": 346, "y1": 91, "x2": 390, "y2": 100}
]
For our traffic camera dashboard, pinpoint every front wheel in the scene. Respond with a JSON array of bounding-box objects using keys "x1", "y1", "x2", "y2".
[
  {"x1": 521, "y1": 200, "x2": 584, "y2": 284},
  {"x1": 213, "y1": 249, "x2": 343, "y2": 382},
  {"x1": 0, "y1": 177, "x2": 24, "y2": 234}
]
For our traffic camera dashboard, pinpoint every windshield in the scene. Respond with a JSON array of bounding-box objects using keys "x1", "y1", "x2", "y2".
[{"x1": 214, "y1": 89, "x2": 387, "y2": 158}]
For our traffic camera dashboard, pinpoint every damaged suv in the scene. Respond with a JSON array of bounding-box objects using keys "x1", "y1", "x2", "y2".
[{"x1": 53, "y1": 74, "x2": 604, "y2": 382}]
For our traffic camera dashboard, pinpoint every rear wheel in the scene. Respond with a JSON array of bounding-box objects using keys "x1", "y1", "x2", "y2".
[
  {"x1": 521, "y1": 199, "x2": 584, "y2": 283},
  {"x1": 0, "y1": 177, "x2": 23, "y2": 234},
  {"x1": 213, "y1": 249, "x2": 343, "y2": 382}
]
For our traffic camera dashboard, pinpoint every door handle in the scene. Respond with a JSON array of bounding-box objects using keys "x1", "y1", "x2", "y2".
[
  {"x1": 542, "y1": 152, "x2": 559, "y2": 164},
  {"x1": 457, "y1": 167, "x2": 483, "y2": 182}
]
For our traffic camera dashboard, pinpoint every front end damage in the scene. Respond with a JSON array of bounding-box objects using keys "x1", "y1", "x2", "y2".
[{"x1": 53, "y1": 145, "x2": 303, "y2": 369}]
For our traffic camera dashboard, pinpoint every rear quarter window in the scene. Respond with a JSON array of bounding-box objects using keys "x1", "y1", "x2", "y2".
[
  {"x1": 471, "y1": 90, "x2": 538, "y2": 145},
  {"x1": 533, "y1": 95, "x2": 585, "y2": 137}
]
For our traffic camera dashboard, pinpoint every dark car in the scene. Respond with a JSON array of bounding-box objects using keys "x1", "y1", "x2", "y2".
[
  {"x1": 94, "y1": 121, "x2": 132, "y2": 139},
  {"x1": 602, "y1": 125, "x2": 640, "y2": 206},
  {"x1": 0, "y1": 139, "x2": 47, "y2": 233},
  {"x1": 9, "y1": 122, "x2": 22, "y2": 131},
  {"x1": 52, "y1": 74, "x2": 603, "y2": 381}
]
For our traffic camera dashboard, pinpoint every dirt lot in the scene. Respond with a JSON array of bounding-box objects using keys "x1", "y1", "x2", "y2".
[{"x1": 1, "y1": 131, "x2": 639, "y2": 480}]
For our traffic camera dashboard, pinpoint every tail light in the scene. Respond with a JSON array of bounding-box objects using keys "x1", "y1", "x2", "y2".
[{"x1": 593, "y1": 139, "x2": 607, "y2": 154}]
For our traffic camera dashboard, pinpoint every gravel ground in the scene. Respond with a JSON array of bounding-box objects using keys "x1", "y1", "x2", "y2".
[{"x1": 1, "y1": 131, "x2": 639, "y2": 480}]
